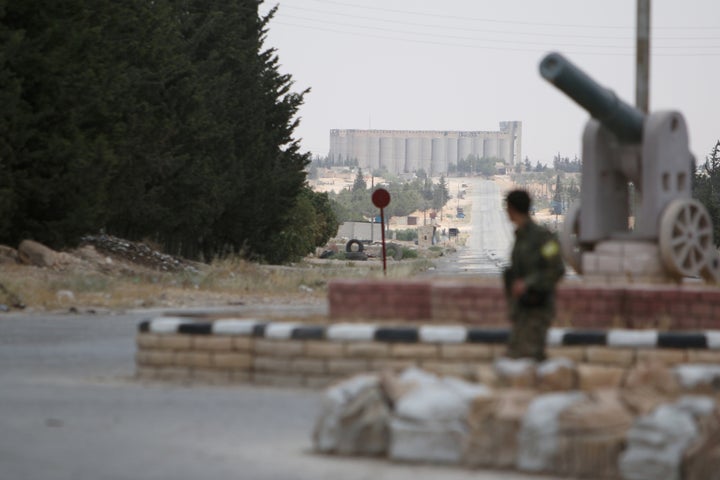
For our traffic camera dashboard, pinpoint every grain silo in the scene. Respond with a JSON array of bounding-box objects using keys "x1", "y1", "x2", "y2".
[
  {"x1": 367, "y1": 136, "x2": 380, "y2": 170},
  {"x1": 379, "y1": 137, "x2": 394, "y2": 173},
  {"x1": 351, "y1": 134, "x2": 367, "y2": 166},
  {"x1": 420, "y1": 137, "x2": 433, "y2": 173},
  {"x1": 393, "y1": 137, "x2": 406, "y2": 174},
  {"x1": 483, "y1": 137, "x2": 499, "y2": 160},
  {"x1": 499, "y1": 138, "x2": 511, "y2": 164},
  {"x1": 472, "y1": 135, "x2": 485, "y2": 158},
  {"x1": 445, "y1": 137, "x2": 458, "y2": 171},
  {"x1": 405, "y1": 137, "x2": 421, "y2": 172},
  {"x1": 328, "y1": 122, "x2": 521, "y2": 174},
  {"x1": 431, "y1": 138, "x2": 447, "y2": 174},
  {"x1": 458, "y1": 136, "x2": 473, "y2": 162}
]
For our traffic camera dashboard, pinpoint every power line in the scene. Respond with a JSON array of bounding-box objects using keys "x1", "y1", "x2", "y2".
[
  {"x1": 280, "y1": 12, "x2": 720, "y2": 50},
  {"x1": 280, "y1": 13, "x2": 636, "y2": 49},
  {"x1": 281, "y1": 4, "x2": 720, "y2": 41},
  {"x1": 272, "y1": 20, "x2": 720, "y2": 57},
  {"x1": 282, "y1": 4, "x2": 630, "y2": 40},
  {"x1": 305, "y1": 0, "x2": 720, "y2": 31}
]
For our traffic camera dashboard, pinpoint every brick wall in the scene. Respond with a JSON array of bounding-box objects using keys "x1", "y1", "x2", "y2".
[
  {"x1": 328, "y1": 280, "x2": 433, "y2": 321},
  {"x1": 329, "y1": 279, "x2": 720, "y2": 330}
]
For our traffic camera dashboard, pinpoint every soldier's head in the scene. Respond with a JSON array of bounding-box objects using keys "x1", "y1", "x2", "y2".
[{"x1": 506, "y1": 189, "x2": 531, "y2": 226}]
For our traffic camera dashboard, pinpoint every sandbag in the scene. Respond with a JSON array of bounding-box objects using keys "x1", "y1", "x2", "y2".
[
  {"x1": 684, "y1": 427, "x2": 720, "y2": 480},
  {"x1": 674, "y1": 364, "x2": 720, "y2": 394},
  {"x1": 313, "y1": 374, "x2": 391, "y2": 455},
  {"x1": 617, "y1": 361, "x2": 679, "y2": 416},
  {"x1": 463, "y1": 389, "x2": 536, "y2": 469},
  {"x1": 389, "y1": 371, "x2": 490, "y2": 464},
  {"x1": 516, "y1": 391, "x2": 587, "y2": 473},
  {"x1": 494, "y1": 357, "x2": 537, "y2": 388},
  {"x1": 554, "y1": 390, "x2": 634, "y2": 479},
  {"x1": 618, "y1": 403, "x2": 698, "y2": 480},
  {"x1": 394, "y1": 375, "x2": 490, "y2": 423},
  {"x1": 389, "y1": 417, "x2": 466, "y2": 464},
  {"x1": 679, "y1": 396, "x2": 720, "y2": 480},
  {"x1": 380, "y1": 366, "x2": 439, "y2": 405},
  {"x1": 537, "y1": 357, "x2": 577, "y2": 392}
]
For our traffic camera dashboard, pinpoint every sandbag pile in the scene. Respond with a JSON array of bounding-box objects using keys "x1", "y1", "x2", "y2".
[
  {"x1": 312, "y1": 362, "x2": 720, "y2": 479},
  {"x1": 387, "y1": 367, "x2": 490, "y2": 463}
]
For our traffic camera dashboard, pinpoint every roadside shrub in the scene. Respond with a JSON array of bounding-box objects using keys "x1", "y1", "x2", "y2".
[
  {"x1": 401, "y1": 247, "x2": 418, "y2": 259},
  {"x1": 394, "y1": 228, "x2": 418, "y2": 241}
]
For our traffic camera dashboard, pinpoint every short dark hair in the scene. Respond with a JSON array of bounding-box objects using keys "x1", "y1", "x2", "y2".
[{"x1": 506, "y1": 189, "x2": 531, "y2": 214}]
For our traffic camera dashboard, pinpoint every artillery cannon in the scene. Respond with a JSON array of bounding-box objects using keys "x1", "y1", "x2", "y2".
[{"x1": 539, "y1": 52, "x2": 719, "y2": 284}]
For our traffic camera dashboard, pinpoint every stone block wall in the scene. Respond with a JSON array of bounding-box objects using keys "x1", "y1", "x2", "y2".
[
  {"x1": 328, "y1": 279, "x2": 720, "y2": 330},
  {"x1": 135, "y1": 317, "x2": 720, "y2": 388}
]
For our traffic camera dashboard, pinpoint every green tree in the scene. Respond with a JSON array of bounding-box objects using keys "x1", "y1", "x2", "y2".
[
  {"x1": 432, "y1": 176, "x2": 450, "y2": 211},
  {"x1": 103, "y1": 0, "x2": 198, "y2": 244},
  {"x1": 0, "y1": 0, "x2": 127, "y2": 246},
  {"x1": 478, "y1": 158, "x2": 498, "y2": 177},
  {"x1": 386, "y1": 182, "x2": 422, "y2": 218},
  {"x1": 694, "y1": 140, "x2": 720, "y2": 246},
  {"x1": 265, "y1": 187, "x2": 338, "y2": 263},
  {"x1": 174, "y1": 2, "x2": 310, "y2": 261},
  {"x1": 0, "y1": 1, "x2": 315, "y2": 263},
  {"x1": 352, "y1": 168, "x2": 367, "y2": 193},
  {"x1": 329, "y1": 180, "x2": 373, "y2": 223},
  {"x1": 552, "y1": 174, "x2": 562, "y2": 214},
  {"x1": 306, "y1": 189, "x2": 339, "y2": 247}
]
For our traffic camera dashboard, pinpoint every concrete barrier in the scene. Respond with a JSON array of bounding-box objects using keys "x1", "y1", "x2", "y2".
[{"x1": 135, "y1": 318, "x2": 720, "y2": 388}]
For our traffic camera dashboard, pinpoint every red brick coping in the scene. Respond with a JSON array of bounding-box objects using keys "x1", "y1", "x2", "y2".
[{"x1": 328, "y1": 280, "x2": 720, "y2": 330}]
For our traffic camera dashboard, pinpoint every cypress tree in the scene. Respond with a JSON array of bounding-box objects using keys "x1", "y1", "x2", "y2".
[
  {"x1": 0, "y1": 0, "x2": 118, "y2": 246},
  {"x1": 1, "y1": 0, "x2": 317, "y2": 263}
]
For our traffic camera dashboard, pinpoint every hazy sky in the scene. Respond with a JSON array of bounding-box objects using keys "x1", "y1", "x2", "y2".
[{"x1": 259, "y1": 0, "x2": 720, "y2": 165}]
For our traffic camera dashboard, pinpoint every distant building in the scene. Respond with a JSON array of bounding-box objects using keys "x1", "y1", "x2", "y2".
[{"x1": 328, "y1": 121, "x2": 521, "y2": 175}]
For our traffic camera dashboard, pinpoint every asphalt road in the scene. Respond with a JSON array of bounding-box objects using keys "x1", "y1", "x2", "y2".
[
  {"x1": 433, "y1": 177, "x2": 514, "y2": 277},
  {"x1": 0, "y1": 307, "x2": 559, "y2": 480}
]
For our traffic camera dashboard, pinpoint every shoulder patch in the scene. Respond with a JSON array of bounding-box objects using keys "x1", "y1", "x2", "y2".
[{"x1": 541, "y1": 239, "x2": 560, "y2": 259}]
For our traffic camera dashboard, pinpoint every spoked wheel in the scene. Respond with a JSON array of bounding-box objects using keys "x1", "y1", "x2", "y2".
[
  {"x1": 659, "y1": 199, "x2": 714, "y2": 279},
  {"x1": 560, "y1": 203, "x2": 583, "y2": 274}
]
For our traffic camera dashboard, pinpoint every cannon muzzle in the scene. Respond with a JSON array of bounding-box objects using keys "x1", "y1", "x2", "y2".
[{"x1": 540, "y1": 52, "x2": 644, "y2": 143}]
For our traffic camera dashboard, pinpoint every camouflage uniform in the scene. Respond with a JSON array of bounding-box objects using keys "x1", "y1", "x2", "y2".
[{"x1": 503, "y1": 220, "x2": 565, "y2": 361}]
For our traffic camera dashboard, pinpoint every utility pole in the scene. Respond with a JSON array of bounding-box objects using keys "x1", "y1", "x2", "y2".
[
  {"x1": 370, "y1": 175, "x2": 375, "y2": 243},
  {"x1": 636, "y1": 0, "x2": 651, "y2": 113},
  {"x1": 633, "y1": 0, "x2": 650, "y2": 225}
]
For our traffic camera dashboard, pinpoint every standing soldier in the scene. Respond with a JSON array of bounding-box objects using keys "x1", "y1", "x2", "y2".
[{"x1": 503, "y1": 190, "x2": 565, "y2": 361}]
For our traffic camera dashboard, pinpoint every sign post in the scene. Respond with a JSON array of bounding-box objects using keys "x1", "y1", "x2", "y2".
[{"x1": 371, "y1": 188, "x2": 391, "y2": 276}]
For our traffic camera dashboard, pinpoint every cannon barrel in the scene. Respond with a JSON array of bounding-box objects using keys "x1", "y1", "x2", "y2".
[{"x1": 539, "y1": 52, "x2": 644, "y2": 143}]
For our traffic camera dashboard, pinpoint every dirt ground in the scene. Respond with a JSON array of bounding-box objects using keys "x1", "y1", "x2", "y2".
[
  {"x1": 0, "y1": 235, "x2": 324, "y2": 313},
  {"x1": 0, "y1": 233, "x2": 439, "y2": 314},
  {"x1": 2, "y1": 173, "x2": 565, "y2": 313}
]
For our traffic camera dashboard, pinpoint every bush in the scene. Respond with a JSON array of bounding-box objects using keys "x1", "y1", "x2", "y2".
[
  {"x1": 401, "y1": 247, "x2": 418, "y2": 259},
  {"x1": 394, "y1": 228, "x2": 418, "y2": 241}
]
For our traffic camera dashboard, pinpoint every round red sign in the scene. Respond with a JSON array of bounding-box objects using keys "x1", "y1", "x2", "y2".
[{"x1": 372, "y1": 188, "x2": 391, "y2": 208}]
